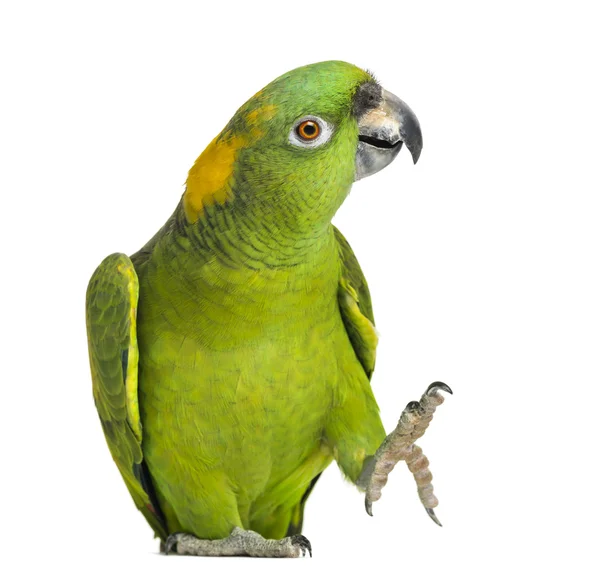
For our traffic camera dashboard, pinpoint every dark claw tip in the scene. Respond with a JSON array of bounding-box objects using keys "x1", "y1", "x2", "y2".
[
  {"x1": 426, "y1": 508, "x2": 443, "y2": 527},
  {"x1": 164, "y1": 533, "x2": 183, "y2": 555},
  {"x1": 365, "y1": 498, "x2": 373, "y2": 517},
  {"x1": 427, "y1": 382, "x2": 453, "y2": 396},
  {"x1": 406, "y1": 400, "x2": 421, "y2": 411},
  {"x1": 291, "y1": 534, "x2": 312, "y2": 558}
]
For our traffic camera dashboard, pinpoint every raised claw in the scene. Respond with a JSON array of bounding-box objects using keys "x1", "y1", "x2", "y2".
[
  {"x1": 406, "y1": 400, "x2": 422, "y2": 411},
  {"x1": 426, "y1": 382, "x2": 453, "y2": 396},
  {"x1": 360, "y1": 382, "x2": 453, "y2": 523},
  {"x1": 426, "y1": 507, "x2": 443, "y2": 527}
]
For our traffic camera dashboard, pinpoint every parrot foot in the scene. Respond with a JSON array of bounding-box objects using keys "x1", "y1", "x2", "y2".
[
  {"x1": 164, "y1": 527, "x2": 312, "y2": 558},
  {"x1": 357, "y1": 381, "x2": 452, "y2": 523}
]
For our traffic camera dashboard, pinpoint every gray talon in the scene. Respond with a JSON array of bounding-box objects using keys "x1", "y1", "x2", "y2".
[
  {"x1": 406, "y1": 400, "x2": 421, "y2": 411},
  {"x1": 365, "y1": 497, "x2": 373, "y2": 516},
  {"x1": 290, "y1": 534, "x2": 312, "y2": 557},
  {"x1": 426, "y1": 381, "x2": 453, "y2": 396},
  {"x1": 164, "y1": 533, "x2": 182, "y2": 555},
  {"x1": 426, "y1": 507, "x2": 443, "y2": 527}
]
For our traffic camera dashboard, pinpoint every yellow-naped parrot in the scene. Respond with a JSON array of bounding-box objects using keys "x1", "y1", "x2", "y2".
[{"x1": 86, "y1": 60, "x2": 452, "y2": 558}]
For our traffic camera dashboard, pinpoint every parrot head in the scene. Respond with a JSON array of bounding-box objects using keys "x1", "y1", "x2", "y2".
[{"x1": 184, "y1": 61, "x2": 422, "y2": 232}]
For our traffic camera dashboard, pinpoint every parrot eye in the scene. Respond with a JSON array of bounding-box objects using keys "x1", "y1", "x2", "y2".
[
  {"x1": 296, "y1": 120, "x2": 320, "y2": 140},
  {"x1": 289, "y1": 115, "x2": 333, "y2": 149}
]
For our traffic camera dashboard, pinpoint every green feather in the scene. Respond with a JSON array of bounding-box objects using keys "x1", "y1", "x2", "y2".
[
  {"x1": 87, "y1": 61, "x2": 386, "y2": 542},
  {"x1": 86, "y1": 254, "x2": 167, "y2": 540}
]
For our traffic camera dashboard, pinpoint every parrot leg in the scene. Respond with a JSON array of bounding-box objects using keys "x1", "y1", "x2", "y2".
[
  {"x1": 164, "y1": 528, "x2": 312, "y2": 558},
  {"x1": 357, "y1": 382, "x2": 452, "y2": 525}
]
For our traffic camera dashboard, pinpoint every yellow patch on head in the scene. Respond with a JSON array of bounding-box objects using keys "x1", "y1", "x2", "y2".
[
  {"x1": 245, "y1": 104, "x2": 277, "y2": 127},
  {"x1": 183, "y1": 104, "x2": 278, "y2": 223},
  {"x1": 184, "y1": 132, "x2": 245, "y2": 223}
]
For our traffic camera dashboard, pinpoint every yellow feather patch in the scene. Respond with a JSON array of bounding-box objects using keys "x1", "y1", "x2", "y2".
[
  {"x1": 183, "y1": 104, "x2": 277, "y2": 223},
  {"x1": 184, "y1": 133, "x2": 243, "y2": 223},
  {"x1": 245, "y1": 104, "x2": 277, "y2": 130}
]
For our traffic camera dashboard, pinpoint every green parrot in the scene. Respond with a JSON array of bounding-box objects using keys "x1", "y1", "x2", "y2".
[{"x1": 86, "y1": 60, "x2": 452, "y2": 558}]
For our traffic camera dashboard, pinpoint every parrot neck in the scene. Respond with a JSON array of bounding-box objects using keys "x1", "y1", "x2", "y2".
[
  {"x1": 139, "y1": 204, "x2": 341, "y2": 348},
  {"x1": 181, "y1": 201, "x2": 336, "y2": 269}
]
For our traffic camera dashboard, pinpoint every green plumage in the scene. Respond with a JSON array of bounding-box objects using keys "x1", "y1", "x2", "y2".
[{"x1": 86, "y1": 61, "x2": 387, "y2": 543}]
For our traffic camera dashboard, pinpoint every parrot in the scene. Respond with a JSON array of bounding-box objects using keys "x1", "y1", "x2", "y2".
[{"x1": 86, "y1": 60, "x2": 452, "y2": 558}]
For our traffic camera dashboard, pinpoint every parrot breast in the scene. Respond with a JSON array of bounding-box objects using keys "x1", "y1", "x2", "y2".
[{"x1": 133, "y1": 225, "x2": 364, "y2": 539}]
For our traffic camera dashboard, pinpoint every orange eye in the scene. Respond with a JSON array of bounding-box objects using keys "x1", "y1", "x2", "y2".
[{"x1": 296, "y1": 120, "x2": 320, "y2": 140}]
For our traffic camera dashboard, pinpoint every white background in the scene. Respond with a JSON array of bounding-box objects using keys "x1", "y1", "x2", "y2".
[{"x1": 2, "y1": 1, "x2": 599, "y2": 574}]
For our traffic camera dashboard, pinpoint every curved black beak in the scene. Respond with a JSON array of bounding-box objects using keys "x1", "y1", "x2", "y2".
[{"x1": 355, "y1": 88, "x2": 423, "y2": 180}]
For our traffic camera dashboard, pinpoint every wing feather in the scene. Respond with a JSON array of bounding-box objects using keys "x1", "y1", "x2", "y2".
[
  {"x1": 86, "y1": 253, "x2": 167, "y2": 540},
  {"x1": 334, "y1": 226, "x2": 378, "y2": 378}
]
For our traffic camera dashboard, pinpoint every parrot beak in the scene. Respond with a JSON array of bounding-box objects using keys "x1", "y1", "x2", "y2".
[{"x1": 355, "y1": 88, "x2": 423, "y2": 181}]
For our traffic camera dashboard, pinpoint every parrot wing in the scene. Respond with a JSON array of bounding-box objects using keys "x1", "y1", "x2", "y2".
[
  {"x1": 86, "y1": 253, "x2": 167, "y2": 540},
  {"x1": 334, "y1": 226, "x2": 378, "y2": 378}
]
